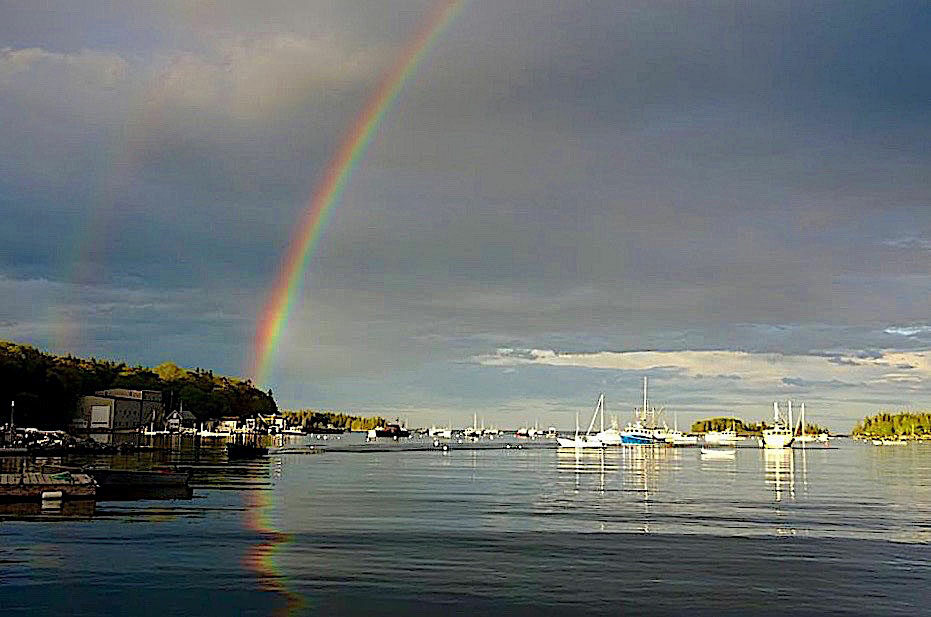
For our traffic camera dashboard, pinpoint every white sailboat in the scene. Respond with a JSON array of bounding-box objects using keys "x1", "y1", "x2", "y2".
[
  {"x1": 557, "y1": 395, "x2": 606, "y2": 449},
  {"x1": 792, "y1": 403, "x2": 829, "y2": 443},
  {"x1": 666, "y1": 413, "x2": 699, "y2": 446},
  {"x1": 761, "y1": 401, "x2": 795, "y2": 449}
]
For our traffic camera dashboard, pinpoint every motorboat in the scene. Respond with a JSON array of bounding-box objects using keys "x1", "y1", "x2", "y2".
[
  {"x1": 666, "y1": 430, "x2": 699, "y2": 446},
  {"x1": 704, "y1": 429, "x2": 738, "y2": 445},
  {"x1": 374, "y1": 423, "x2": 410, "y2": 438}
]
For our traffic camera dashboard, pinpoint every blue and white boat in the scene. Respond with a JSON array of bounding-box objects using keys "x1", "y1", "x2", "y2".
[
  {"x1": 621, "y1": 422, "x2": 656, "y2": 444},
  {"x1": 620, "y1": 377, "x2": 667, "y2": 445}
]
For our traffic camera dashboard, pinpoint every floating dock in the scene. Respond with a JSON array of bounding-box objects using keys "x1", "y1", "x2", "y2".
[{"x1": 0, "y1": 472, "x2": 96, "y2": 500}]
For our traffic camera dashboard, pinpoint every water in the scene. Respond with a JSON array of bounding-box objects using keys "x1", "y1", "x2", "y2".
[{"x1": 1, "y1": 436, "x2": 929, "y2": 615}]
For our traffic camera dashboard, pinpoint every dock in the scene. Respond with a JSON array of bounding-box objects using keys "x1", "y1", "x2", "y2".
[{"x1": 0, "y1": 472, "x2": 96, "y2": 500}]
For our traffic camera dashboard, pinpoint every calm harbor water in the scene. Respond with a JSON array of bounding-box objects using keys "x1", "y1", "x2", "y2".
[{"x1": 1, "y1": 435, "x2": 929, "y2": 615}]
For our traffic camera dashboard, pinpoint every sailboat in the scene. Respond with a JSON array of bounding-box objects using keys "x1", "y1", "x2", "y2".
[
  {"x1": 761, "y1": 401, "x2": 795, "y2": 449},
  {"x1": 557, "y1": 395, "x2": 606, "y2": 449},
  {"x1": 666, "y1": 413, "x2": 699, "y2": 446},
  {"x1": 463, "y1": 413, "x2": 482, "y2": 438},
  {"x1": 792, "y1": 403, "x2": 828, "y2": 443}
]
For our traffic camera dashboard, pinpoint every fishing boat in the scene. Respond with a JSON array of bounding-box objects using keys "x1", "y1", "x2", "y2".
[
  {"x1": 620, "y1": 378, "x2": 665, "y2": 445},
  {"x1": 761, "y1": 401, "x2": 795, "y2": 449}
]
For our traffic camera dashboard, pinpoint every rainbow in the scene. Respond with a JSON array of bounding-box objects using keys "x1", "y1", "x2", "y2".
[{"x1": 252, "y1": 0, "x2": 465, "y2": 384}]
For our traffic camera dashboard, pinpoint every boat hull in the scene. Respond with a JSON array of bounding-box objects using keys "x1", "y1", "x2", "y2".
[
  {"x1": 556, "y1": 437, "x2": 604, "y2": 448},
  {"x1": 761, "y1": 430, "x2": 794, "y2": 448},
  {"x1": 701, "y1": 447, "x2": 736, "y2": 458},
  {"x1": 621, "y1": 434, "x2": 655, "y2": 445}
]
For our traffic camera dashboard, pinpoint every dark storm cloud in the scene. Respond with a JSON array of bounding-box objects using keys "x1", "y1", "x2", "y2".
[{"x1": 0, "y1": 1, "x2": 929, "y2": 426}]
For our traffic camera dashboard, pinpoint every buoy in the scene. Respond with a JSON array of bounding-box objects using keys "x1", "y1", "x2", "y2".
[{"x1": 442, "y1": 444, "x2": 449, "y2": 451}]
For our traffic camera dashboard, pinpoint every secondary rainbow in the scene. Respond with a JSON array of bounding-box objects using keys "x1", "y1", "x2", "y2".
[{"x1": 253, "y1": 0, "x2": 465, "y2": 384}]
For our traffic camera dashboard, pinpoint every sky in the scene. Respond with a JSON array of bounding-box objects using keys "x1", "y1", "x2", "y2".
[{"x1": 1, "y1": 1, "x2": 929, "y2": 431}]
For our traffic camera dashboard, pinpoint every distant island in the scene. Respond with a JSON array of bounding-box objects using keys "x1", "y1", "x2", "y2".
[
  {"x1": 283, "y1": 409, "x2": 389, "y2": 432},
  {"x1": 691, "y1": 417, "x2": 761, "y2": 435},
  {"x1": 0, "y1": 340, "x2": 277, "y2": 429},
  {"x1": 852, "y1": 412, "x2": 931, "y2": 440},
  {"x1": 691, "y1": 416, "x2": 828, "y2": 436}
]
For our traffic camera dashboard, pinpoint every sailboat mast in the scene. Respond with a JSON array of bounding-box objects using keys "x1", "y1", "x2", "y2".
[
  {"x1": 600, "y1": 393, "x2": 605, "y2": 433},
  {"x1": 788, "y1": 400, "x2": 793, "y2": 433},
  {"x1": 643, "y1": 376, "x2": 648, "y2": 423}
]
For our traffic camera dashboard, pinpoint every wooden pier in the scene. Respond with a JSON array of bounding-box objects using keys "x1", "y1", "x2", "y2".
[{"x1": 0, "y1": 472, "x2": 96, "y2": 500}]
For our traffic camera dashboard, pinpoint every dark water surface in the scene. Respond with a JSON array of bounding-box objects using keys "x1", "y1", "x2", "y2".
[{"x1": 1, "y1": 436, "x2": 929, "y2": 615}]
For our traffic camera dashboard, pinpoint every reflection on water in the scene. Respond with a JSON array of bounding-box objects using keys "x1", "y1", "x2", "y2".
[
  {"x1": 2, "y1": 438, "x2": 931, "y2": 616},
  {"x1": 764, "y1": 448, "x2": 796, "y2": 502},
  {"x1": 0, "y1": 499, "x2": 96, "y2": 519}
]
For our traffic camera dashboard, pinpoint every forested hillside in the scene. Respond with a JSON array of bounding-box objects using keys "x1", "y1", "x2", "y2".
[{"x1": 0, "y1": 341, "x2": 277, "y2": 429}]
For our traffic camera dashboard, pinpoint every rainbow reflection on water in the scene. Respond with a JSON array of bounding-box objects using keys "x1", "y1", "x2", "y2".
[{"x1": 243, "y1": 480, "x2": 304, "y2": 616}]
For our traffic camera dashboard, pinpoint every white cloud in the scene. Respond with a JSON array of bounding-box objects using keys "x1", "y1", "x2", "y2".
[
  {"x1": 149, "y1": 35, "x2": 382, "y2": 120},
  {"x1": 0, "y1": 46, "x2": 127, "y2": 86},
  {"x1": 473, "y1": 348, "x2": 931, "y2": 388}
]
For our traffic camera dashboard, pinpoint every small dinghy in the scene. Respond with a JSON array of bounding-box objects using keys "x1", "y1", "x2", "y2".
[{"x1": 700, "y1": 447, "x2": 736, "y2": 459}]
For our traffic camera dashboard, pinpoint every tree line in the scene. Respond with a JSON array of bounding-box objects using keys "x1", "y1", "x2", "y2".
[
  {"x1": 282, "y1": 410, "x2": 388, "y2": 431},
  {"x1": 0, "y1": 340, "x2": 277, "y2": 429},
  {"x1": 690, "y1": 416, "x2": 828, "y2": 435},
  {"x1": 690, "y1": 417, "x2": 762, "y2": 434},
  {"x1": 852, "y1": 412, "x2": 931, "y2": 438}
]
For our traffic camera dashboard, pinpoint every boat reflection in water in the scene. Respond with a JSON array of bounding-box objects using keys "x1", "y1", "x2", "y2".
[
  {"x1": 556, "y1": 447, "x2": 615, "y2": 493},
  {"x1": 555, "y1": 445, "x2": 681, "y2": 533},
  {"x1": 763, "y1": 448, "x2": 796, "y2": 502}
]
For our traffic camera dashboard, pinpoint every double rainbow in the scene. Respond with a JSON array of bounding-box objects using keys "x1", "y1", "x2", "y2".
[{"x1": 252, "y1": 0, "x2": 465, "y2": 384}]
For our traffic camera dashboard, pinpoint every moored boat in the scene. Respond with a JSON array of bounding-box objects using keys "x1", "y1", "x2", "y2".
[
  {"x1": 700, "y1": 447, "x2": 736, "y2": 459},
  {"x1": 761, "y1": 401, "x2": 794, "y2": 449},
  {"x1": 558, "y1": 398, "x2": 606, "y2": 449},
  {"x1": 374, "y1": 423, "x2": 411, "y2": 439},
  {"x1": 620, "y1": 377, "x2": 667, "y2": 445}
]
